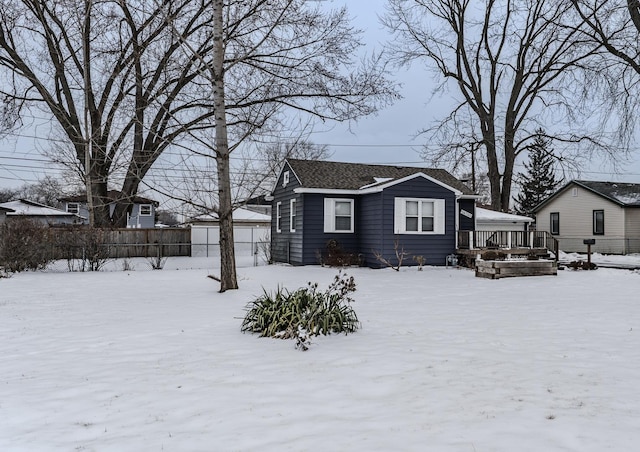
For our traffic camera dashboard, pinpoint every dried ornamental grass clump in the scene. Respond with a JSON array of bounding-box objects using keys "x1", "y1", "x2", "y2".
[{"x1": 241, "y1": 271, "x2": 359, "y2": 350}]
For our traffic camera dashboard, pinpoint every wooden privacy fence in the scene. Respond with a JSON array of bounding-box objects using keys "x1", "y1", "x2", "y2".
[{"x1": 48, "y1": 227, "x2": 191, "y2": 259}]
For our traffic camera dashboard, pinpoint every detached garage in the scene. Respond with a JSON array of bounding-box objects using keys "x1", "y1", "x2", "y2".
[{"x1": 190, "y1": 208, "x2": 271, "y2": 262}]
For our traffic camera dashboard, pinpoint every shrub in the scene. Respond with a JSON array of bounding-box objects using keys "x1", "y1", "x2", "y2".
[
  {"x1": 0, "y1": 219, "x2": 54, "y2": 273},
  {"x1": 567, "y1": 260, "x2": 597, "y2": 270},
  {"x1": 241, "y1": 271, "x2": 360, "y2": 350},
  {"x1": 319, "y1": 239, "x2": 362, "y2": 267},
  {"x1": 55, "y1": 227, "x2": 110, "y2": 272}
]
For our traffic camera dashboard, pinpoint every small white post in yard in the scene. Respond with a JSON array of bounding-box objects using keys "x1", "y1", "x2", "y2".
[
  {"x1": 529, "y1": 231, "x2": 534, "y2": 249},
  {"x1": 469, "y1": 230, "x2": 474, "y2": 249}
]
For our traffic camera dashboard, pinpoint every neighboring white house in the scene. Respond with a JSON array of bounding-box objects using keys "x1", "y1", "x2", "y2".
[
  {"x1": 0, "y1": 199, "x2": 85, "y2": 225},
  {"x1": 533, "y1": 180, "x2": 640, "y2": 254},
  {"x1": 190, "y1": 207, "x2": 271, "y2": 259},
  {"x1": 475, "y1": 207, "x2": 533, "y2": 231}
]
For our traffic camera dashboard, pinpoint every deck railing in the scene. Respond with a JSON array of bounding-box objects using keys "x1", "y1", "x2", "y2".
[{"x1": 457, "y1": 230, "x2": 558, "y2": 258}]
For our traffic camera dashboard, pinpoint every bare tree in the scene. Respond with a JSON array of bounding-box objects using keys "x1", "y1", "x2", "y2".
[
  {"x1": 237, "y1": 139, "x2": 332, "y2": 203},
  {"x1": 0, "y1": 1, "x2": 220, "y2": 227},
  {"x1": 14, "y1": 176, "x2": 68, "y2": 207},
  {"x1": 571, "y1": 0, "x2": 640, "y2": 144},
  {"x1": 383, "y1": 0, "x2": 603, "y2": 211},
  {"x1": 162, "y1": 0, "x2": 398, "y2": 291}
]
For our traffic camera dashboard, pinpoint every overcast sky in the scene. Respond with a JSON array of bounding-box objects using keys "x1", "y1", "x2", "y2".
[
  {"x1": 314, "y1": 0, "x2": 640, "y2": 183},
  {"x1": 1, "y1": 0, "x2": 640, "y2": 194}
]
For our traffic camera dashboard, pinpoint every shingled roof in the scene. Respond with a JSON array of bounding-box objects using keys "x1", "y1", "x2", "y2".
[
  {"x1": 533, "y1": 180, "x2": 640, "y2": 211},
  {"x1": 573, "y1": 180, "x2": 640, "y2": 207},
  {"x1": 286, "y1": 159, "x2": 475, "y2": 195}
]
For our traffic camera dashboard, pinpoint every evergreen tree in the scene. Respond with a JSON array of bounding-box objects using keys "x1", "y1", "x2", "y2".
[{"x1": 515, "y1": 129, "x2": 561, "y2": 216}]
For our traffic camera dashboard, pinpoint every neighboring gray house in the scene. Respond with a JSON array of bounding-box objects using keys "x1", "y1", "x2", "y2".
[
  {"x1": 533, "y1": 180, "x2": 640, "y2": 254},
  {"x1": 271, "y1": 159, "x2": 477, "y2": 267},
  {"x1": 0, "y1": 199, "x2": 85, "y2": 225},
  {"x1": 59, "y1": 191, "x2": 159, "y2": 228}
]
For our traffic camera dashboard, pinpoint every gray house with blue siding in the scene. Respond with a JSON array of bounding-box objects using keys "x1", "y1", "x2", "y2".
[
  {"x1": 59, "y1": 190, "x2": 159, "y2": 228},
  {"x1": 271, "y1": 159, "x2": 477, "y2": 267}
]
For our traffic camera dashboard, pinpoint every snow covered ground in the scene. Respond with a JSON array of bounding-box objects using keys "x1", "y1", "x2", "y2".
[{"x1": 2, "y1": 256, "x2": 640, "y2": 451}]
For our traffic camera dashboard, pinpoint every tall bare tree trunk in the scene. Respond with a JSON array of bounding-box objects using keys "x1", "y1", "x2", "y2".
[
  {"x1": 82, "y1": 0, "x2": 95, "y2": 226},
  {"x1": 212, "y1": 0, "x2": 237, "y2": 292}
]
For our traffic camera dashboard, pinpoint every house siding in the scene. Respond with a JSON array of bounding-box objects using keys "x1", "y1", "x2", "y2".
[
  {"x1": 357, "y1": 192, "x2": 384, "y2": 267},
  {"x1": 64, "y1": 201, "x2": 155, "y2": 228},
  {"x1": 271, "y1": 163, "x2": 304, "y2": 264},
  {"x1": 457, "y1": 198, "x2": 475, "y2": 231},
  {"x1": 301, "y1": 193, "x2": 360, "y2": 265},
  {"x1": 536, "y1": 183, "x2": 626, "y2": 253},
  {"x1": 378, "y1": 178, "x2": 457, "y2": 267},
  {"x1": 270, "y1": 166, "x2": 463, "y2": 267},
  {"x1": 625, "y1": 208, "x2": 640, "y2": 253}
]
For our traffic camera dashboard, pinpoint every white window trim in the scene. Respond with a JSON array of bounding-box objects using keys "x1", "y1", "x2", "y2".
[
  {"x1": 67, "y1": 202, "x2": 79, "y2": 214},
  {"x1": 323, "y1": 198, "x2": 354, "y2": 233},
  {"x1": 139, "y1": 204, "x2": 152, "y2": 216},
  {"x1": 283, "y1": 171, "x2": 290, "y2": 187},
  {"x1": 290, "y1": 199, "x2": 296, "y2": 232},
  {"x1": 394, "y1": 197, "x2": 445, "y2": 235},
  {"x1": 276, "y1": 202, "x2": 282, "y2": 233}
]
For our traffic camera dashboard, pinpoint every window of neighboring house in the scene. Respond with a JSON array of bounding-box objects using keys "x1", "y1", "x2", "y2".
[
  {"x1": 290, "y1": 199, "x2": 297, "y2": 232},
  {"x1": 593, "y1": 210, "x2": 604, "y2": 235},
  {"x1": 283, "y1": 171, "x2": 290, "y2": 187},
  {"x1": 276, "y1": 202, "x2": 282, "y2": 233},
  {"x1": 572, "y1": 187, "x2": 578, "y2": 197},
  {"x1": 323, "y1": 198, "x2": 354, "y2": 233},
  {"x1": 550, "y1": 212, "x2": 560, "y2": 235},
  {"x1": 67, "y1": 202, "x2": 79, "y2": 214},
  {"x1": 394, "y1": 198, "x2": 445, "y2": 234},
  {"x1": 139, "y1": 204, "x2": 152, "y2": 216}
]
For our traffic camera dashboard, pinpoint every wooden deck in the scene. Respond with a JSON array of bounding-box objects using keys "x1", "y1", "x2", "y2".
[
  {"x1": 457, "y1": 230, "x2": 558, "y2": 259},
  {"x1": 454, "y1": 230, "x2": 559, "y2": 268}
]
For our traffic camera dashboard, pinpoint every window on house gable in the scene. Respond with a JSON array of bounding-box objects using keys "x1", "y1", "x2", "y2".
[
  {"x1": 67, "y1": 202, "x2": 79, "y2": 214},
  {"x1": 290, "y1": 199, "x2": 297, "y2": 232},
  {"x1": 283, "y1": 171, "x2": 290, "y2": 187},
  {"x1": 139, "y1": 204, "x2": 152, "y2": 216},
  {"x1": 276, "y1": 202, "x2": 282, "y2": 233},
  {"x1": 323, "y1": 198, "x2": 354, "y2": 233},
  {"x1": 593, "y1": 210, "x2": 604, "y2": 235},
  {"x1": 550, "y1": 212, "x2": 560, "y2": 235},
  {"x1": 394, "y1": 198, "x2": 445, "y2": 234}
]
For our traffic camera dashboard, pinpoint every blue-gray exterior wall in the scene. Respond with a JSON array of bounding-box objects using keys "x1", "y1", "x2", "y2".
[
  {"x1": 128, "y1": 204, "x2": 156, "y2": 228},
  {"x1": 357, "y1": 192, "x2": 384, "y2": 267},
  {"x1": 270, "y1": 171, "x2": 461, "y2": 267},
  {"x1": 271, "y1": 163, "x2": 304, "y2": 264},
  {"x1": 300, "y1": 193, "x2": 360, "y2": 265},
  {"x1": 458, "y1": 198, "x2": 476, "y2": 231},
  {"x1": 65, "y1": 202, "x2": 155, "y2": 228},
  {"x1": 374, "y1": 177, "x2": 457, "y2": 267}
]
